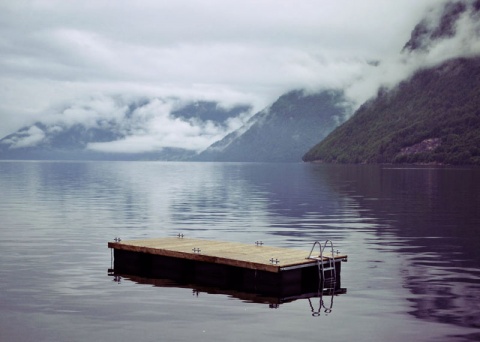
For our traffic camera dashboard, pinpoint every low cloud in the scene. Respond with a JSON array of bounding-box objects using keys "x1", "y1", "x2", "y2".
[
  {"x1": 342, "y1": 0, "x2": 480, "y2": 108},
  {"x1": 2, "y1": 126, "x2": 46, "y2": 149},
  {"x1": 36, "y1": 96, "x2": 251, "y2": 153}
]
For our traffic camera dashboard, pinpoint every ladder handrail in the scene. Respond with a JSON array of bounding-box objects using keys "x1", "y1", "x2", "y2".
[
  {"x1": 306, "y1": 241, "x2": 323, "y2": 260},
  {"x1": 307, "y1": 239, "x2": 334, "y2": 261},
  {"x1": 307, "y1": 240, "x2": 337, "y2": 290}
]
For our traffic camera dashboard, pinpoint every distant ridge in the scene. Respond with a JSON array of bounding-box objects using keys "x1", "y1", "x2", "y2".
[
  {"x1": 0, "y1": 100, "x2": 250, "y2": 161},
  {"x1": 195, "y1": 90, "x2": 352, "y2": 162}
]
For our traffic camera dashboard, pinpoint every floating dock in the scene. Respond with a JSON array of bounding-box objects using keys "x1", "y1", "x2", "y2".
[{"x1": 108, "y1": 237, "x2": 347, "y2": 297}]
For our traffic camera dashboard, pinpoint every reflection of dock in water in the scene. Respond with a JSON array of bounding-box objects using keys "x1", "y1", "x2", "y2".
[
  {"x1": 108, "y1": 236, "x2": 347, "y2": 309},
  {"x1": 110, "y1": 272, "x2": 347, "y2": 313}
]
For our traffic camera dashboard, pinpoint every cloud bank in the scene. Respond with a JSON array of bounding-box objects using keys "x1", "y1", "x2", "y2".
[
  {"x1": 1, "y1": 95, "x2": 252, "y2": 153},
  {"x1": 85, "y1": 97, "x2": 252, "y2": 153},
  {"x1": 1, "y1": 0, "x2": 478, "y2": 153}
]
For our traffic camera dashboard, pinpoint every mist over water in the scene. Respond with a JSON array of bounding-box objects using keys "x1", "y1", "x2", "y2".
[{"x1": 0, "y1": 161, "x2": 479, "y2": 342}]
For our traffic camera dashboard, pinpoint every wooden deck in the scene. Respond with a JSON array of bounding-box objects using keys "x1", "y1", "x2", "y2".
[{"x1": 108, "y1": 237, "x2": 347, "y2": 273}]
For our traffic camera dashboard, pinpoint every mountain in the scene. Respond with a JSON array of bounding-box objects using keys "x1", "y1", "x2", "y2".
[
  {"x1": 303, "y1": 0, "x2": 480, "y2": 166},
  {"x1": 402, "y1": 0, "x2": 474, "y2": 52},
  {"x1": 302, "y1": 56, "x2": 480, "y2": 165},
  {"x1": 194, "y1": 90, "x2": 352, "y2": 162},
  {"x1": 171, "y1": 101, "x2": 248, "y2": 121},
  {"x1": 0, "y1": 90, "x2": 350, "y2": 163},
  {"x1": 0, "y1": 100, "x2": 250, "y2": 161}
]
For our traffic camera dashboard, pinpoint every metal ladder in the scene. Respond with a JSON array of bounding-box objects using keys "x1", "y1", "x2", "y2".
[{"x1": 307, "y1": 240, "x2": 336, "y2": 289}]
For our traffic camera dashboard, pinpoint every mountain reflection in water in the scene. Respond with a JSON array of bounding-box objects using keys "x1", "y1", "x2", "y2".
[{"x1": 316, "y1": 165, "x2": 480, "y2": 331}]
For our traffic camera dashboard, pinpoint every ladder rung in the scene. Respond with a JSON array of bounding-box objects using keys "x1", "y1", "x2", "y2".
[{"x1": 308, "y1": 257, "x2": 333, "y2": 262}]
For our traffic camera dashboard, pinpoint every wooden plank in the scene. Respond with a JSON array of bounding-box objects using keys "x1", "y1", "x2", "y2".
[{"x1": 108, "y1": 237, "x2": 347, "y2": 273}]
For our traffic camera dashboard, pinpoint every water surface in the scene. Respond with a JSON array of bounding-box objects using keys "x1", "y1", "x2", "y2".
[{"x1": 0, "y1": 161, "x2": 479, "y2": 341}]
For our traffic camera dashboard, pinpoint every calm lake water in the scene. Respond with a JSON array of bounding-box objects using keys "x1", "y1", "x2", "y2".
[{"x1": 0, "y1": 161, "x2": 479, "y2": 342}]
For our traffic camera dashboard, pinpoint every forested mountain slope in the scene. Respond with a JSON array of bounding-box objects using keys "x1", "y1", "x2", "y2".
[{"x1": 303, "y1": 57, "x2": 480, "y2": 165}]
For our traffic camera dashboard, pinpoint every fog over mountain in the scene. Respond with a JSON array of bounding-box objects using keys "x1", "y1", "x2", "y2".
[
  {"x1": 1, "y1": 0, "x2": 479, "y2": 160},
  {"x1": 0, "y1": 98, "x2": 251, "y2": 160}
]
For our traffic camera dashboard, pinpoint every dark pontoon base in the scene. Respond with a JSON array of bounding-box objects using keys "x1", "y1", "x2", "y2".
[{"x1": 113, "y1": 249, "x2": 342, "y2": 297}]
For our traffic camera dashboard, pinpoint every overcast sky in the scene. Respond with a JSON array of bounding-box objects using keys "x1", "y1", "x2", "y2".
[{"x1": 1, "y1": 0, "x2": 477, "y2": 153}]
